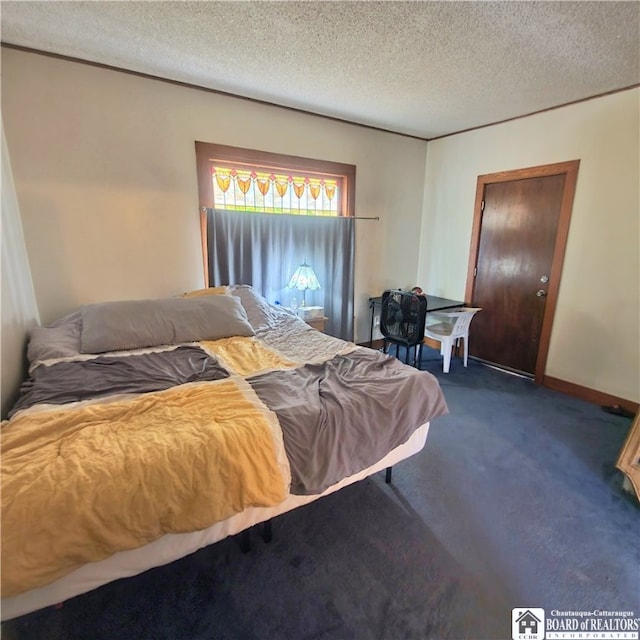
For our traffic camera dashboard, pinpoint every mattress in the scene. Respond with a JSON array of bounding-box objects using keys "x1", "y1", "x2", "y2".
[{"x1": 2, "y1": 424, "x2": 429, "y2": 620}]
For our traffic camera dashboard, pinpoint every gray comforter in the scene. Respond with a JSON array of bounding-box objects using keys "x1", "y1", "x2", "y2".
[
  {"x1": 249, "y1": 348, "x2": 448, "y2": 494},
  {"x1": 9, "y1": 346, "x2": 229, "y2": 417}
]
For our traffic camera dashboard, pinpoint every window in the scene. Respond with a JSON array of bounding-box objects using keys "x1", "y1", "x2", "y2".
[
  {"x1": 210, "y1": 166, "x2": 341, "y2": 216},
  {"x1": 195, "y1": 142, "x2": 356, "y2": 340},
  {"x1": 196, "y1": 142, "x2": 354, "y2": 215}
]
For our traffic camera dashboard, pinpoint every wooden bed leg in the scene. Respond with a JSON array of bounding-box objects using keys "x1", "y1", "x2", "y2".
[
  {"x1": 385, "y1": 466, "x2": 392, "y2": 484},
  {"x1": 261, "y1": 519, "x2": 272, "y2": 543},
  {"x1": 238, "y1": 529, "x2": 251, "y2": 553}
]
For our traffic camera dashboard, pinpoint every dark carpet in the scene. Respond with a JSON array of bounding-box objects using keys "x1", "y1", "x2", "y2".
[{"x1": 3, "y1": 347, "x2": 638, "y2": 640}]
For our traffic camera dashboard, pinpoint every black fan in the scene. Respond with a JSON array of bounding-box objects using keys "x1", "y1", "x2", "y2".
[{"x1": 380, "y1": 289, "x2": 428, "y2": 367}]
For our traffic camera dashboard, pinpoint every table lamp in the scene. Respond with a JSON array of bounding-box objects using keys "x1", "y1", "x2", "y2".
[{"x1": 287, "y1": 261, "x2": 321, "y2": 307}]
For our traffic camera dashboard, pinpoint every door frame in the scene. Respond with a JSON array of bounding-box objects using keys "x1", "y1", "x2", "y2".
[{"x1": 464, "y1": 160, "x2": 580, "y2": 384}]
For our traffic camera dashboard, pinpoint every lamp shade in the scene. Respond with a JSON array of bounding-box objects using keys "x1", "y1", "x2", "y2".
[
  {"x1": 288, "y1": 262, "x2": 321, "y2": 292},
  {"x1": 287, "y1": 262, "x2": 321, "y2": 307}
]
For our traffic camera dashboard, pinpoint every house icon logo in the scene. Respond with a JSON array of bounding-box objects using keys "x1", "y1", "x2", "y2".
[{"x1": 512, "y1": 608, "x2": 545, "y2": 640}]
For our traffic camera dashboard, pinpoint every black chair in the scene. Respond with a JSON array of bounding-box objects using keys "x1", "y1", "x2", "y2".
[{"x1": 379, "y1": 289, "x2": 428, "y2": 368}]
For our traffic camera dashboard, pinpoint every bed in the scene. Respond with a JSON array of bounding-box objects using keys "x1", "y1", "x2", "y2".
[{"x1": 1, "y1": 285, "x2": 448, "y2": 620}]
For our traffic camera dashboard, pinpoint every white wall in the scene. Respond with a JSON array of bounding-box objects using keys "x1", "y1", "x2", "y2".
[
  {"x1": 418, "y1": 89, "x2": 640, "y2": 402},
  {"x1": 1, "y1": 48, "x2": 427, "y2": 342}
]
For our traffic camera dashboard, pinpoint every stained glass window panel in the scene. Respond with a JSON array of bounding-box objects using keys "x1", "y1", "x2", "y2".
[{"x1": 211, "y1": 166, "x2": 340, "y2": 216}]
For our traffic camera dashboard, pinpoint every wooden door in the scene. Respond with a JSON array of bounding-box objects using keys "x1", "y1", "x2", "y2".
[{"x1": 466, "y1": 161, "x2": 580, "y2": 381}]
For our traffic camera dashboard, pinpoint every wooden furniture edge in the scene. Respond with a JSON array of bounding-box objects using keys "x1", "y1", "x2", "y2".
[
  {"x1": 305, "y1": 316, "x2": 328, "y2": 332},
  {"x1": 615, "y1": 411, "x2": 640, "y2": 501}
]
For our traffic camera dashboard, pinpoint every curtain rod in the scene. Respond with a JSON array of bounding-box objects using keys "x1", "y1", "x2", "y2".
[{"x1": 201, "y1": 207, "x2": 378, "y2": 220}]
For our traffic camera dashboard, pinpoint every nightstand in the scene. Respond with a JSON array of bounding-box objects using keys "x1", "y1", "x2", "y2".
[
  {"x1": 283, "y1": 305, "x2": 327, "y2": 333},
  {"x1": 305, "y1": 316, "x2": 327, "y2": 333}
]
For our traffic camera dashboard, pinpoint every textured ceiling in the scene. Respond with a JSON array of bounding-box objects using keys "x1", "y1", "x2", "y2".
[{"x1": 1, "y1": 1, "x2": 639, "y2": 139}]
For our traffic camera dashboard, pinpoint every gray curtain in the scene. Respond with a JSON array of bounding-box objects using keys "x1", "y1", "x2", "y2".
[{"x1": 207, "y1": 209, "x2": 354, "y2": 340}]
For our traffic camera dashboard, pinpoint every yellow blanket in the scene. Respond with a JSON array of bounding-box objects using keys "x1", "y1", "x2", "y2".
[
  {"x1": 1, "y1": 379, "x2": 288, "y2": 597},
  {"x1": 201, "y1": 336, "x2": 295, "y2": 376}
]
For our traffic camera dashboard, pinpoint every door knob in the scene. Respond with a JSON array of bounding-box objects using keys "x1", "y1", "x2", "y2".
[{"x1": 536, "y1": 290, "x2": 547, "y2": 297}]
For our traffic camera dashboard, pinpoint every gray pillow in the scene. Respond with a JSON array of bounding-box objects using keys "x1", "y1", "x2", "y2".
[
  {"x1": 80, "y1": 295, "x2": 254, "y2": 354},
  {"x1": 27, "y1": 312, "x2": 82, "y2": 364},
  {"x1": 230, "y1": 284, "x2": 287, "y2": 331}
]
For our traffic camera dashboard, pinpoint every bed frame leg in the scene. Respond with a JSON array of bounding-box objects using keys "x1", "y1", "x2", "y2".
[
  {"x1": 261, "y1": 519, "x2": 272, "y2": 543},
  {"x1": 238, "y1": 529, "x2": 251, "y2": 553},
  {"x1": 385, "y1": 466, "x2": 392, "y2": 484}
]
